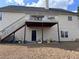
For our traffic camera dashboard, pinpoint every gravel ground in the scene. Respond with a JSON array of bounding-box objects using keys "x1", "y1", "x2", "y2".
[{"x1": 0, "y1": 42, "x2": 79, "y2": 59}]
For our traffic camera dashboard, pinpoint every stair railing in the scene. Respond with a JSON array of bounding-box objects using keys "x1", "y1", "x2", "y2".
[{"x1": 0, "y1": 15, "x2": 27, "y2": 40}]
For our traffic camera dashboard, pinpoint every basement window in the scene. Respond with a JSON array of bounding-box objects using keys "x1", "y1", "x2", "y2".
[
  {"x1": 61, "y1": 31, "x2": 68, "y2": 38},
  {"x1": 61, "y1": 31, "x2": 64, "y2": 38},
  {"x1": 65, "y1": 31, "x2": 68, "y2": 38}
]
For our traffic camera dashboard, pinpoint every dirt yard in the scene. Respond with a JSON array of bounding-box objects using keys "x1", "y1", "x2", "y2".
[{"x1": 0, "y1": 42, "x2": 79, "y2": 59}]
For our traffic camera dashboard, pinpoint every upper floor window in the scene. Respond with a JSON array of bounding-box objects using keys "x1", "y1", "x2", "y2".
[
  {"x1": 68, "y1": 16, "x2": 72, "y2": 21},
  {"x1": 0, "y1": 12, "x2": 2, "y2": 20},
  {"x1": 48, "y1": 16, "x2": 55, "y2": 20},
  {"x1": 31, "y1": 16, "x2": 44, "y2": 21},
  {"x1": 78, "y1": 17, "x2": 79, "y2": 20}
]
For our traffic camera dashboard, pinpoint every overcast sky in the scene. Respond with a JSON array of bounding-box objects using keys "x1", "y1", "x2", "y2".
[{"x1": 0, "y1": 0, "x2": 79, "y2": 12}]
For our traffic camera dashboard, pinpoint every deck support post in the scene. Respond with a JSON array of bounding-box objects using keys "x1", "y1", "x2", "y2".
[{"x1": 42, "y1": 21, "x2": 43, "y2": 43}]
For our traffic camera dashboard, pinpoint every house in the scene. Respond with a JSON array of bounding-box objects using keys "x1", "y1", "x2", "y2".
[{"x1": 0, "y1": 5, "x2": 78, "y2": 43}]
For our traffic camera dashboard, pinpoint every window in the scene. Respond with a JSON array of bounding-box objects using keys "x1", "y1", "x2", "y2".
[
  {"x1": 0, "y1": 12, "x2": 2, "y2": 20},
  {"x1": 31, "y1": 16, "x2": 44, "y2": 21},
  {"x1": 68, "y1": 16, "x2": 72, "y2": 21},
  {"x1": 65, "y1": 31, "x2": 68, "y2": 38},
  {"x1": 61, "y1": 31, "x2": 68, "y2": 38},
  {"x1": 61, "y1": 31, "x2": 64, "y2": 38},
  {"x1": 48, "y1": 17, "x2": 55, "y2": 19}
]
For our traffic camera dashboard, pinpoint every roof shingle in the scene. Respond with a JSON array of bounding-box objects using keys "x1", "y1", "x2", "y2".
[{"x1": 0, "y1": 5, "x2": 77, "y2": 15}]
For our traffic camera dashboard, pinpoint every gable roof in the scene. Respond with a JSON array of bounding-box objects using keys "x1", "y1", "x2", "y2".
[{"x1": 0, "y1": 5, "x2": 78, "y2": 15}]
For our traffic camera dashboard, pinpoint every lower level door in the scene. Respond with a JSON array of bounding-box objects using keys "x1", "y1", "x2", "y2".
[{"x1": 32, "y1": 30, "x2": 36, "y2": 41}]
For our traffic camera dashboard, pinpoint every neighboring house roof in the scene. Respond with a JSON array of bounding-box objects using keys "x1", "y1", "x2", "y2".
[{"x1": 0, "y1": 5, "x2": 78, "y2": 15}]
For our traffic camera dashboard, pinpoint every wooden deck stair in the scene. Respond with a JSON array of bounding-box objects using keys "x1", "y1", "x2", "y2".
[{"x1": 0, "y1": 16, "x2": 26, "y2": 43}]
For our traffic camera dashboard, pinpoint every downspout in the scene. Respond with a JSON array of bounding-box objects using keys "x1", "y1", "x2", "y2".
[
  {"x1": 24, "y1": 24, "x2": 26, "y2": 44},
  {"x1": 57, "y1": 22, "x2": 60, "y2": 43}
]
